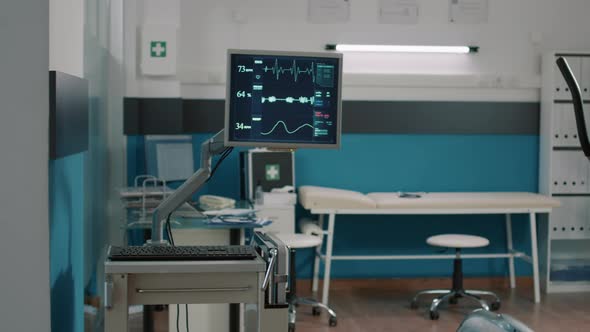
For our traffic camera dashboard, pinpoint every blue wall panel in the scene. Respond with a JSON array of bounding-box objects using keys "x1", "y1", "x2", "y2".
[
  {"x1": 49, "y1": 152, "x2": 85, "y2": 332},
  {"x1": 127, "y1": 134, "x2": 539, "y2": 279}
]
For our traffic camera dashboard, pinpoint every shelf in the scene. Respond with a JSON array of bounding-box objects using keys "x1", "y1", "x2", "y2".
[
  {"x1": 553, "y1": 100, "x2": 590, "y2": 103},
  {"x1": 541, "y1": 52, "x2": 590, "y2": 293},
  {"x1": 552, "y1": 147, "x2": 582, "y2": 151},
  {"x1": 555, "y1": 53, "x2": 590, "y2": 57},
  {"x1": 550, "y1": 258, "x2": 590, "y2": 283},
  {"x1": 547, "y1": 280, "x2": 590, "y2": 293},
  {"x1": 552, "y1": 193, "x2": 590, "y2": 197}
]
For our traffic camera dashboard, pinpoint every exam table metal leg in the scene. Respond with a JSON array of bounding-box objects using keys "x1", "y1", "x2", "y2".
[
  {"x1": 105, "y1": 274, "x2": 128, "y2": 332},
  {"x1": 322, "y1": 213, "x2": 336, "y2": 306},
  {"x1": 312, "y1": 215, "x2": 324, "y2": 293},
  {"x1": 505, "y1": 214, "x2": 516, "y2": 289},
  {"x1": 529, "y1": 212, "x2": 541, "y2": 303}
]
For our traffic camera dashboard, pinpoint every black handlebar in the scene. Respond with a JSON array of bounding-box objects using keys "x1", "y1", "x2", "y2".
[{"x1": 556, "y1": 57, "x2": 590, "y2": 160}]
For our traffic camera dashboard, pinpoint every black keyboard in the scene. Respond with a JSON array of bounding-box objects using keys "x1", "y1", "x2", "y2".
[{"x1": 109, "y1": 245, "x2": 258, "y2": 261}]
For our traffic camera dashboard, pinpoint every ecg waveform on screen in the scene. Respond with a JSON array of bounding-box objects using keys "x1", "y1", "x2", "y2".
[
  {"x1": 261, "y1": 96, "x2": 315, "y2": 105},
  {"x1": 263, "y1": 59, "x2": 315, "y2": 82},
  {"x1": 260, "y1": 121, "x2": 314, "y2": 136}
]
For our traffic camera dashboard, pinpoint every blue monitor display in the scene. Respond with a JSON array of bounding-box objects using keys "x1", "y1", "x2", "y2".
[{"x1": 225, "y1": 50, "x2": 342, "y2": 149}]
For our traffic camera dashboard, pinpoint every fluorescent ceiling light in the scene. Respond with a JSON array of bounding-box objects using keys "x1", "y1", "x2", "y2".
[{"x1": 326, "y1": 44, "x2": 478, "y2": 54}]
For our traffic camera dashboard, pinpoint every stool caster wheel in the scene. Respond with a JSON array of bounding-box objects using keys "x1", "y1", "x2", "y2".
[
  {"x1": 490, "y1": 301, "x2": 501, "y2": 311},
  {"x1": 329, "y1": 316, "x2": 337, "y2": 327},
  {"x1": 312, "y1": 306, "x2": 321, "y2": 316},
  {"x1": 429, "y1": 310, "x2": 439, "y2": 320},
  {"x1": 288, "y1": 323, "x2": 295, "y2": 332},
  {"x1": 410, "y1": 301, "x2": 418, "y2": 309}
]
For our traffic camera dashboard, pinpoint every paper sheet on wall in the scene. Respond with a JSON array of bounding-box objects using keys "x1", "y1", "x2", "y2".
[
  {"x1": 379, "y1": 0, "x2": 419, "y2": 24},
  {"x1": 308, "y1": 0, "x2": 350, "y2": 24},
  {"x1": 449, "y1": 0, "x2": 488, "y2": 24},
  {"x1": 155, "y1": 142, "x2": 194, "y2": 181}
]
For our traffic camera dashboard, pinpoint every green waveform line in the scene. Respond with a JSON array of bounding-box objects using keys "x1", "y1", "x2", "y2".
[
  {"x1": 261, "y1": 95, "x2": 315, "y2": 105},
  {"x1": 262, "y1": 59, "x2": 315, "y2": 83},
  {"x1": 260, "y1": 121, "x2": 314, "y2": 136}
]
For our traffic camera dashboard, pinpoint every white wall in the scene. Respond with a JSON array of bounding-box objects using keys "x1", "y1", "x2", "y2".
[
  {"x1": 0, "y1": 1, "x2": 51, "y2": 331},
  {"x1": 106, "y1": 0, "x2": 127, "y2": 249},
  {"x1": 124, "y1": 0, "x2": 181, "y2": 97},
  {"x1": 166, "y1": 0, "x2": 590, "y2": 101},
  {"x1": 50, "y1": 0, "x2": 85, "y2": 77}
]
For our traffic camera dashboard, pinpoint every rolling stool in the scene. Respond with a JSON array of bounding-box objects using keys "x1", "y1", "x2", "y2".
[
  {"x1": 411, "y1": 234, "x2": 501, "y2": 320},
  {"x1": 274, "y1": 232, "x2": 337, "y2": 332}
]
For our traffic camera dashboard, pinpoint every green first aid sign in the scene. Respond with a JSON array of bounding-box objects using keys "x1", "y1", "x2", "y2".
[
  {"x1": 265, "y1": 164, "x2": 280, "y2": 181},
  {"x1": 150, "y1": 41, "x2": 167, "y2": 57}
]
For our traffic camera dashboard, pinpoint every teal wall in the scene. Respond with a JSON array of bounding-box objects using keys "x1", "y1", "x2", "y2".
[
  {"x1": 127, "y1": 133, "x2": 539, "y2": 278},
  {"x1": 49, "y1": 152, "x2": 85, "y2": 332}
]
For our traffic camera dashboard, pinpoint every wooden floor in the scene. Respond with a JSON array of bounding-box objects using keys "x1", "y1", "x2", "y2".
[
  {"x1": 130, "y1": 277, "x2": 590, "y2": 332},
  {"x1": 294, "y1": 277, "x2": 590, "y2": 332}
]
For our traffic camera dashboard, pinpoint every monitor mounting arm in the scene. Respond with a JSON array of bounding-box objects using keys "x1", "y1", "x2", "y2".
[{"x1": 149, "y1": 129, "x2": 226, "y2": 245}]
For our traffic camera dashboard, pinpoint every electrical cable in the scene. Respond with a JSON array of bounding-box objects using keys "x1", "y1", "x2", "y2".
[
  {"x1": 166, "y1": 213, "x2": 188, "y2": 331},
  {"x1": 176, "y1": 304, "x2": 180, "y2": 332},
  {"x1": 208, "y1": 147, "x2": 234, "y2": 180},
  {"x1": 185, "y1": 304, "x2": 190, "y2": 332},
  {"x1": 166, "y1": 213, "x2": 175, "y2": 246},
  {"x1": 165, "y1": 211, "x2": 180, "y2": 332},
  {"x1": 166, "y1": 145, "x2": 231, "y2": 332},
  {"x1": 212, "y1": 147, "x2": 233, "y2": 177}
]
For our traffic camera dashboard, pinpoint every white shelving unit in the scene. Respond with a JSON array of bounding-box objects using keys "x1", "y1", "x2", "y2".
[{"x1": 540, "y1": 52, "x2": 590, "y2": 293}]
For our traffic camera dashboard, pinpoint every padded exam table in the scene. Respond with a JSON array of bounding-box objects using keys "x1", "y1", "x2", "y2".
[{"x1": 298, "y1": 186, "x2": 561, "y2": 305}]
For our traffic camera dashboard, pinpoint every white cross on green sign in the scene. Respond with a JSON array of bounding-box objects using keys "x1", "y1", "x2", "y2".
[
  {"x1": 150, "y1": 41, "x2": 167, "y2": 58},
  {"x1": 266, "y1": 164, "x2": 280, "y2": 181}
]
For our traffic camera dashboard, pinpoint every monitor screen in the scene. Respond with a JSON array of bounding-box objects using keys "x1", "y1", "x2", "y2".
[{"x1": 225, "y1": 49, "x2": 342, "y2": 148}]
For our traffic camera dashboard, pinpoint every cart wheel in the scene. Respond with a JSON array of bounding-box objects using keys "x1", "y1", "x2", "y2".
[
  {"x1": 490, "y1": 301, "x2": 501, "y2": 311},
  {"x1": 329, "y1": 316, "x2": 337, "y2": 327},
  {"x1": 429, "y1": 310, "x2": 440, "y2": 320},
  {"x1": 312, "y1": 306, "x2": 321, "y2": 316}
]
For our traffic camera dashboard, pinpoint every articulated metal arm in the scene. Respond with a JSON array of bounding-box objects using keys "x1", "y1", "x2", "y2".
[{"x1": 150, "y1": 129, "x2": 227, "y2": 245}]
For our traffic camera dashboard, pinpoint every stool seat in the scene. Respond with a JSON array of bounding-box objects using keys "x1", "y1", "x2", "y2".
[
  {"x1": 413, "y1": 233, "x2": 500, "y2": 320},
  {"x1": 275, "y1": 233, "x2": 323, "y2": 249},
  {"x1": 427, "y1": 234, "x2": 489, "y2": 248}
]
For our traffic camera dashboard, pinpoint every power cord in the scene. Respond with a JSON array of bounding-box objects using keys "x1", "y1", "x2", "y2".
[
  {"x1": 176, "y1": 304, "x2": 180, "y2": 332},
  {"x1": 175, "y1": 304, "x2": 190, "y2": 332},
  {"x1": 165, "y1": 212, "x2": 182, "y2": 332},
  {"x1": 166, "y1": 213, "x2": 175, "y2": 246},
  {"x1": 167, "y1": 213, "x2": 191, "y2": 331},
  {"x1": 185, "y1": 304, "x2": 190, "y2": 332},
  {"x1": 208, "y1": 147, "x2": 234, "y2": 180},
  {"x1": 169, "y1": 146, "x2": 232, "y2": 332}
]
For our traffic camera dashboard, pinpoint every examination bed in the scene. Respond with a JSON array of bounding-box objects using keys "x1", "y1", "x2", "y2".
[{"x1": 297, "y1": 185, "x2": 560, "y2": 306}]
